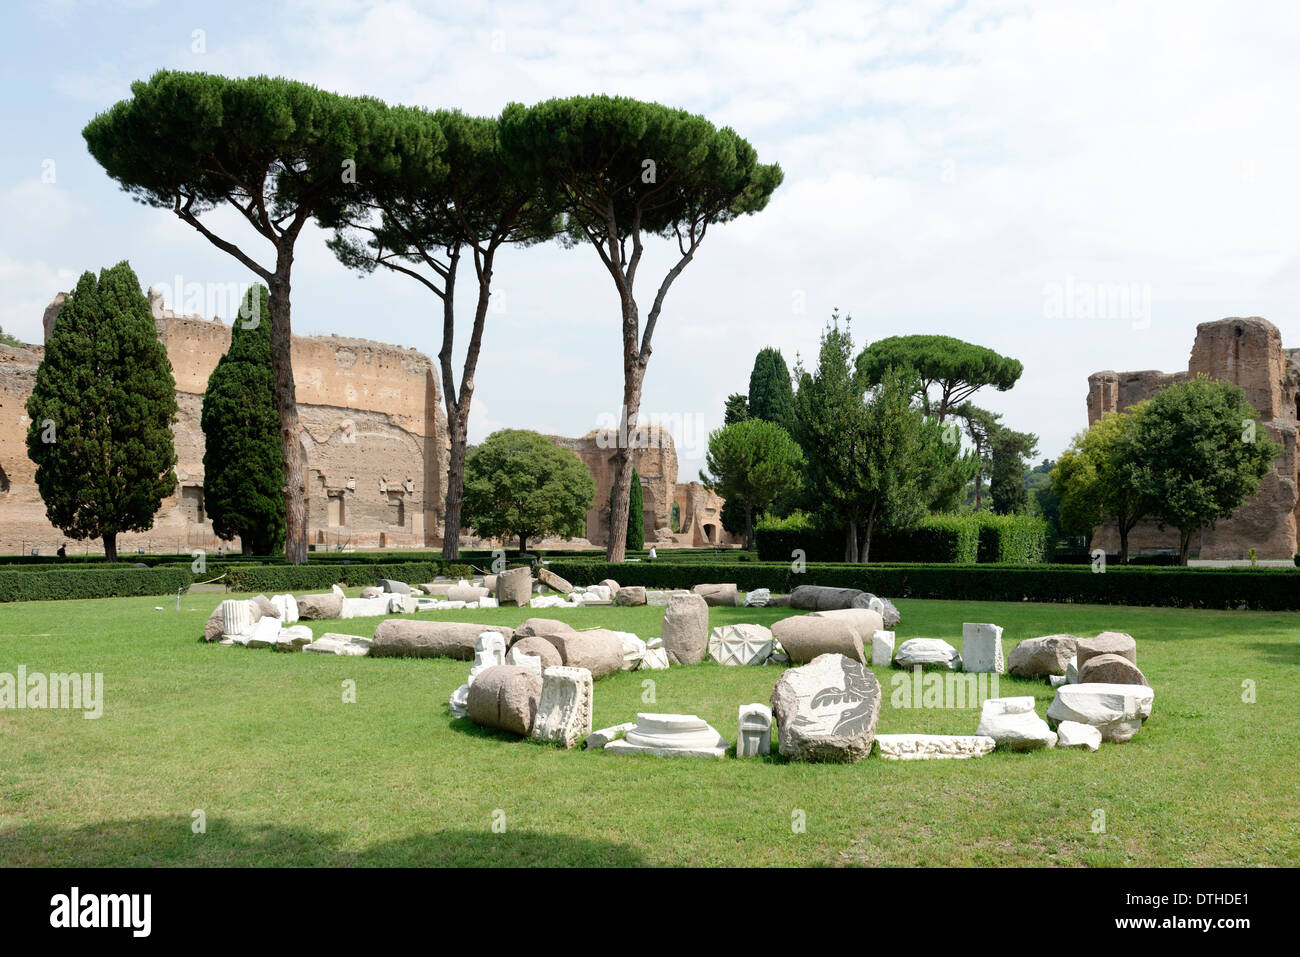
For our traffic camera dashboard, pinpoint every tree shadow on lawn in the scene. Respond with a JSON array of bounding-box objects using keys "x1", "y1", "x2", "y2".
[
  {"x1": 0, "y1": 816, "x2": 646, "y2": 867},
  {"x1": 1240, "y1": 641, "x2": 1300, "y2": 665}
]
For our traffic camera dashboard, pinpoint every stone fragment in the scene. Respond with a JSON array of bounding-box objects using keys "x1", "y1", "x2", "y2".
[
  {"x1": 271, "y1": 624, "x2": 315, "y2": 651},
  {"x1": 707, "y1": 624, "x2": 774, "y2": 666},
  {"x1": 530, "y1": 666, "x2": 594, "y2": 748},
  {"x1": 603, "y1": 713, "x2": 727, "y2": 758},
  {"x1": 1047, "y1": 682, "x2": 1154, "y2": 743},
  {"x1": 737, "y1": 703, "x2": 773, "y2": 757},
  {"x1": 220, "y1": 599, "x2": 254, "y2": 639},
  {"x1": 1078, "y1": 652, "x2": 1149, "y2": 686},
  {"x1": 854, "y1": 592, "x2": 901, "y2": 628},
  {"x1": 743, "y1": 588, "x2": 772, "y2": 607},
  {"x1": 512, "y1": 618, "x2": 576, "y2": 643},
  {"x1": 303, "y1": 633, "x2": 371, "y2": 656},
  {"x1": 806, "y1": 608, "x2": 886, "y2": 650},
  {"x1": 874, "y1": 734, "x2": 996, "y2": 760},
  {"x1": 369, "y1": 620, "x2": 513, "y2": 660},
  {"x1": 790, "y1": 585, "x2": 865, "y2": 611},
  {"x1": 379, "y1": 579, "x2": 411, "y2": 595},
  {"x1": 340, "y1": 596, "x2": 390, "y2": 619},
  {"x1": 1056, "y1": 720, "x2": 1102, "y2": 751},
  {"x1": 771, "y1": 614, "x2": 869, "y2": 665},
  {"x1": 975, "y1": 697, "x2": 1057, "y2": 751},
  {"x1": 645, "y1": 589, "x2": 691, "y2": 606},
  {"x1": 508, "y1": 635, "x2": 563, "y2": 673},
  {"x1": 614, "y1": 585, "x2": 647, "y2": 606},
  {"x1": 544, "y1": 629, "x2": 625, "y2": 678},
  {"x1": 244, "y1": 615, "x2": 282, "y2": 649},
  {"x1": 614, "y1": 631, "x2": 647, "y2": 670},
  {"x1": 961, "y1": 622, "x2": 1005, "y2": 674},
  {"x1": 360, "y1": 586, "x2": 384, "y2": 599},
  {"x1": 660, "y1": 593, "x2": 710, "y2": 665},
  {"x1": 496, "y1": 566, "x2": 533, "y2": 606},
  {"x1": 692, "y1": 583, "x2": 739, "y2": 606},
  {"x1": 770, "y1": 653, "x2": 882, "y2": 762},
  {"x1": 598, "y1": 578, "x2": 621, "y2": 596},
  {"x1": 332, "y1": 584, "x2": 346, "y2": 598},
  {"x1": 537, "y1": 567, "x2": 574, "y2": 594},
  {"x1": 871, "y1": 629, "x2": 895, "y2": 667},
  {"x1": 467, "y1": 665, "x2": 544, "y2": 736},
  {"x1": 529, "y1": 595, "x2": 569, "y2": 609},
  {"x1": 1007, "y1": 634, "x2": 1078, "y2": 679},
  {"x1": 250, "y1": 595, "x2": 279, "y2": 620},
  {"x1": 420, "y1": 583, "x2": 454, "y2": 597},
  {"x1": 270, "y1": 593, "x2": 299, "y2": 624},
  {"x1": 894, "y1": 638, "x2": 961, "y2": 670},
  {"x1": 1066, "y1": 656, "x2": 1079, "y2": 684},
  {"x1": 203, "y1": 605, "x2": 224, "y2": 642},
  {"x1": 446, "y1": 584, "x2": 490, "y2": 603},
  {"x1": 387, "y1": 593, "x2": 418, "y2": 614},
  {"x1": 295, "y1": 593, "x2": 343, "y2": 620},
  {"x1": 1076, "y1": 632, "x2": 1137, "y2": 669},
  {"x1": 584, "y1": 722, "x2": 635, "y2": 749},
  {"x1": 639, "y1": 647, "x2": 670, "y2": 670}
]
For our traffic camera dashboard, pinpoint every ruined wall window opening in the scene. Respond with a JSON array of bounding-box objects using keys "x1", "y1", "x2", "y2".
[
  {"x1": 327, "y1": 491, "x2": 346, "y2": 527},
  {"x1": 387, "y1": 491, "x2": 405, "y2": 527}
]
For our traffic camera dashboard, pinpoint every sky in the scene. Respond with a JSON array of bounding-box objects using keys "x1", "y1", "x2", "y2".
[{"x1": 4, "y1": 0, "x2": 1300, "y2": 484}]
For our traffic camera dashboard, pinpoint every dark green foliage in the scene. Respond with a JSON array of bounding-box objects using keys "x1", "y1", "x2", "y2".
[
  {"x1": 856, "y1": 334, "x2": 1023, "y2": 421},
  {"x1": 462, "y1": 429, "x2": 596, "y2": 553},
  {"x1": 702, "y1": 419, "x2": 804, "y2": 549},
  {"x1": 990, "y1": 425, "x2": 1038, "y2": 515},
  {"x1": 0, "y1": 566, "x2": 192, "y2": 603},
  {"x1": 755, "y1": 512, "x2": 1048, "y2": 564},
  {"x1": 610, "y1": 469, "x2": 646, "y2": 550},
  {"x1": 0, "y1": 325, "x2": 23, "y2": 347},
  {"x1": 723, "y1": 393, "x2": 749, "y2": 425},
  {"x1": 224, "y1": 561, "x2": 448, "y2": 594},
  {"x1": 747, "y1": 347, "x2": 795, "y2": 430},
  {"x1": 976, "y1": 513, "x2": 1050, "y2": 563},
  {"x1": 200, "y1": 285, "x2": 285, "y2": 555},
  {"x1": 539, "y1": 559, "x2": 1300, "y2": 610},
  {"x1": 24, "y1": 262, "x2": 178, "y2": 562}
]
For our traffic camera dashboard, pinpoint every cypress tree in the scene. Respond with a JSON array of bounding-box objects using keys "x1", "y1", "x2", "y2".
[
  {"x1": 25, "y1": 262, "x2": 178, "y2": 561},
  {"x1": 747, "y1": 347, "x2": 795, "y2": 430},
  {"x1": 200, "y1": 284, "x2": 286, "y2": 555},
  {"x1": 609, "y1": 468, "x2": 646, "y2": 549}
]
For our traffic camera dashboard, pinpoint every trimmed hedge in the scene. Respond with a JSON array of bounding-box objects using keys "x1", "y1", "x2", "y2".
[
  {"x1": 756, "y1": 514, "x2": 1048, "y2": 564},
  {"x1": 0, "y1": 567, "x2": 194, "y2": 603},
  {"x1": 543, "y1": 559, "x2": 1300, "y2": 610},
  {"x1": 976, "y1": 514, "x2": 1049, "y2": 564},
  {"x1": 224, "y1": 561, "x2": 450, "y2": 593}
]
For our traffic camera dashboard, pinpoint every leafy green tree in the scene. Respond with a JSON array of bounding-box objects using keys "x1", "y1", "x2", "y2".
[
  {"x1": 500, "y1": 95, "x2": 782, "y2": 562},
  {"x1": 748, "y1": 347, "x2": 795, "y2": 430},
  {"x1": 723, "y1": 393, "x2": 749, "y2": 425},
  {"x1": 84, "y1": 71, "x2": 394, "y2": 563},
  {"x1": 1053, "y1": 409, "x2": 1152, "y2": 561},
  {"x1": 702, "y1": 419, "x2": 804, "y2": 550},
  {"x1": 1129, "y1": 377, "x2": 1281, "y2": 564},
  {"x1": 0, "y1": 325, "x2": 22, "y2": 347},
  {"x1": 916, "y1": 415, "x2": 980, "y2": 515},
  {"x1": 989, "y1": 424, "x2": 1038, "y2": 515},
  {"x1": 462, "y1": 429, "x2": 596, "y2": 553},
  {"x1": 608, "y1": 468, "x2": 646, "y2": 549},
  {"x1": 856, "y1": 335, "x2": 1023, "y2": 422},
  {"x1": 1027, "y1": 459, "x2": 1063, "y2": 541},
  {"x1": 952, "y1": 401, "x2": 1002, "y2": 510},
  {"x1": 200, "y1": 284, "x2": 285, "y2": 555},
  {"x1": 24, "y1": 262, "x2": 178, "y2": 561},
  {"x1": 320, "y1": 109, "x2": 557, "y2": 560}
]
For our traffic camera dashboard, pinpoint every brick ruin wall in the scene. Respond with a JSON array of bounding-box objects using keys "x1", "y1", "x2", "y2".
[
  {"x1": 0, "y1": 292, "x2": 737, "y2": 555},
  {"x1": 1086, "y1": 317, "x2": 1300, "y2": 559}
]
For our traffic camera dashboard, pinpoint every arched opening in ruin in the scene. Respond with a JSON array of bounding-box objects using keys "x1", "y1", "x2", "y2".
[
  {"x1": 0, "y1": 464, "x2": 9, "y2": 495},
  {"x1": 703, "y1": 523, "x2": 717, "y2": 544},
  {"x1": 1294, "y1": 394, "x2": 1299, "y2": 420}
]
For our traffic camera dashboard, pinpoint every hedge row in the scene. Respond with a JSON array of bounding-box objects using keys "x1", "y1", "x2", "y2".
[
  {"x1": 756, "y1": 514, "x2": 1050, "y2": 564},
  {"x1": 0, "y1": 567, "x2": 195, "y2": 603},
  {"x1": 543, "y1": 560, "x2": 1300, "y2": 610},
  {"x1": 222, "y1": 561, "x2": 482, "y2": 594}
]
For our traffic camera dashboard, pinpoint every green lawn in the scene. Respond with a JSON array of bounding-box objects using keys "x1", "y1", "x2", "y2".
[{"x1": 0, "y1": 590, "x2": 1296, "y2": 866}]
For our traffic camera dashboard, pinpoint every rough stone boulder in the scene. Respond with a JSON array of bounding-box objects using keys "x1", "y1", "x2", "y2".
[
  {"x1": 790, "y1": 585, "x2": 865, "y2": 611},
  {"x1": 496, "y1": 566, "x2": 533, "y2": 607},
  {"x1": 466, "y1": 666, "x2": 544, "y2": 736},
  {"x1": 614, "y1": 585, "x2": 647, "y2": 606},
  {"x1": 251, "y1": 595, "x2": 280, "y2": 620},
  {"x1": 660, "y1": 593, "x2": 710, "y2": 665},
  {"x1": 419, "y1": 583, "x2": 454, "y2": 597},
  {"x1": 369, "y1": 619, "x2": 514, "y2": 660},
  {"x1": 1078, "y1": 652, "x2": 1149, "y2": 686},
  {"x1": 893, "y1": 638, "x2": 961, "y2": 670},
  {"x1": 203, "y1": 605, "x2": 224, "y2": 642},
  {"x1": 512, "y1": 618, "x2": 576, "y2": 641},
  {"x1": 1076, "y1": 632, "x2": 1137, "y2": 670},
  {"x1": 1007, "y1": 634, "x2": 1078, "y2": 679},
  {"x1": 508, "y1": 635, "x2": 564, "y2": 673},
  {"x1": 537, "y1": 567, "x2": 574, "y2": 594},
  {"x1": 1047, "y1": 682, "x2": 1154, "y2": 742},
  {"x1": 1056, "y1": 720, "x2": 1102, "y2": 751},
  {"x1": 770, "y1": 653, "x2": 882, "y2": 762},
  {"x1": 975, "y1": 697, "x2": 1057, "y2": 751},
  {"x1": 543, "y1": 629, "x2": 625, "y2": 678},
  {"x1": 379, "y1": 579, "x2": 412, "y2": 595},
  {"x1": 772, "y1": 612, "x2": 876, "y2": 665},
  {"x1": 692, "y1": 583, "x2": 739, "y2": 607},
  {"x1": 295, "y1": 593, "x2": 343, "y2": 620}
]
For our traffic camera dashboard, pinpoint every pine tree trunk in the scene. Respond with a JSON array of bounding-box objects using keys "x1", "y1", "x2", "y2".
[
  {"x1": 1118, "y1": 526, "x2": 1129, "y2": 565},
  {"x1": 844, "y1": 519, "x2": 858, "y2": 562},
  {"x1": 606, "y1": 362, "x2": 645, "y2": 563},
  {"x1": 268, "y1": 268, "x2": 307, "y2": 565},
  {"x1": 1179, "y1": 530, "x2": 1192, "y2": 566},
  {"x1": 859, "y1": 511, "x2": 876, "y2": 563},
  {"x1": 103, "y1": 533, "x2": 117, "y2": 563},
  {"x1": 518, "y1": 533, "x2": 527, "y2": 554},
  {"x1": 442, "y1": 415, "x2": 468, "y2": 561}
]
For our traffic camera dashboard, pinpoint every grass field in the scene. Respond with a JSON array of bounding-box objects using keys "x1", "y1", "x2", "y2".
[{"x1": 0, "y1": 590, "x2": 1296, "y2": 866}]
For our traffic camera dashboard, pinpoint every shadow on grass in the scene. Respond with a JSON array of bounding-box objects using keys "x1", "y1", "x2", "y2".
[
  {"x1": 1240, "y1": 641, "x2": 1300, "y2": 665},
  {"x1": 0, "y1": 817, "x2": 647, "y2": 867}
]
